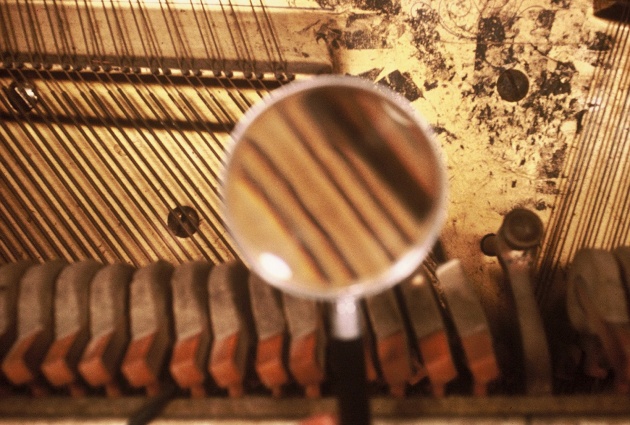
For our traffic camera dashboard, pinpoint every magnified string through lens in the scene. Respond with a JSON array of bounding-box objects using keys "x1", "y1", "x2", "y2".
[{"x1": 223, "y1": 76, "x2": 447, "y2": 300}]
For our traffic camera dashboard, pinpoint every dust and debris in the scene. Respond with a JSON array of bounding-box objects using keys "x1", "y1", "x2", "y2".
[
  {"x1": 551, "y1": 0, "x2": 572, "y2": 8},
  {"x1": 536, "y1": 61, "x2": 576, "y2": 97},
  {"x1": 540, "y1": 143, "x2": 568, "y2": 179},
  {"x1": 462, "y1": 12, "x2": 579, "y2": 196},
  {"x1": 535, "y1": 200, "x2": 548, "y2": 211},
  {"x1": 321, "y1": 12, "x2": 401, "y2": 50},
  {"x1": 542, "y1": 180, "x2": 561, "y2": 195},
  {"x1": 577, "y1": 27, "x2": 619, "y2": 68},
  {"x1": 353, "y1": 0, "x2": 400, "y2": 14},
  {"x1": 377, "y1": 69, "x2": 422, "y2": 101},
  {"x1": 314, "y1": 0, "x2": 339, "y2": 10},
  {"x1": 357, "y1": 67, "x2": 384, "y2": 80},
  {"x1": 344, "y1": 29, "x2": 392, "y2": 48},
  {"x1": 345, "y1": 13, "x2": 398, "y2": 48},
  {"x1": 315, "y1": 21, "x2": 344, "y2": 49},
  {"x1": 424, "y1": 80, "x2": 438, "y2": 91},
  {"x1": 587, "y1": 31, "x2": 615, "y2": 51},
  {"x1": 433, "y1": 125, "x2": 458, "y2": 143},
  {"x1": 321, "y1": 0, "x2": 598, "y2": 318},
  {"x1": 407, "y1": 5, "x2": 456, "y2": 81},
  {"x1": 537, "y1": 9, "x2": 557, "y2": 30},
  {"x1": 475, "y1": 16, "x2": 509, "y2": 71}
]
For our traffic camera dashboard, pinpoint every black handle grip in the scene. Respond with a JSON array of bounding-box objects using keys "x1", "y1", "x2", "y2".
[
  {"x1": 329, "y1": 336, "x2": 371, "y2": 425},
  {"x1": 127, "y1": 382, "x2": 176, "y2": 425}
]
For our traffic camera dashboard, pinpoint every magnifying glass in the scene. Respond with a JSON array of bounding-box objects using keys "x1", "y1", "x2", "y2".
[{"x1": 221, "y1": 75, "x2": 447, "y2": 424}]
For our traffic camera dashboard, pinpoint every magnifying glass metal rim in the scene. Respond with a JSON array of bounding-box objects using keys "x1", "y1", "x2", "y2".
[{"x1": 221, "y1": 74, "x2": 448, "y2": 301}]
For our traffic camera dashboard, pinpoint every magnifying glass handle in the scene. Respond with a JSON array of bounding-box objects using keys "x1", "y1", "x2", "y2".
[{"x1": 330, "y1": 298, "x2": 371, "y2": 425}]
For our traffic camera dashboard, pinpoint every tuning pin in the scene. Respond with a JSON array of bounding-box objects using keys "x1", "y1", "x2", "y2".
[{"x1": 6, "y1": 81, "x2": 38, "y2": 114}]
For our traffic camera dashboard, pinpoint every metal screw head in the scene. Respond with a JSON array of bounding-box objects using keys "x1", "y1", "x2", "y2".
[
  {"x1": 480, "y1": 233, "x2": 498, "y2": 256},
  {"x1": 499, "y1": 208, "x2": 543, "y2": 251},
  {"x1": 6, "y1": 81, "x2": 38, "y2": 114},
  {"x1": 496, "y1": 69, "x2": 529, "y2": 102},
  {"x1": 167, "y1": 206, "x2": 200, "y2": 238}
]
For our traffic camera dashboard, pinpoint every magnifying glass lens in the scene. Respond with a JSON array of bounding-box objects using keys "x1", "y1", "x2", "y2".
[{"x1": 223, "y1": 78, "x2": 447, "y2": 300}]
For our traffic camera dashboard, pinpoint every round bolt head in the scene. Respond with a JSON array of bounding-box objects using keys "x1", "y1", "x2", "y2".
[
  {"x1": 167, "y1": 206, "x2": 200, "y2": 238},
  {"x1": 497, "y1": 69, "x2": 529, "y2": 102},
  {"x1": 500, "y1": 208, "x2": 543, "y2": 250}
]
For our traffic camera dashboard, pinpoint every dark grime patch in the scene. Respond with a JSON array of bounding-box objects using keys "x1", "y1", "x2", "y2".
[
  {"x1": 588, "y1": 31, "x2": 615, "y2": 51},
  {"x1": 538, "y1": 180, "x2": 560, "y2": 195},
  {"x1": 315, "y1": 22, "x2": 343, "y2": 49},
  {"x1": 353, "y1": 0, "x2": 400, "y2": 14},
  {"x1": 540, "y1": 144, "x2": 567, "y2": 179},
  {"x1": 424, "y1": 80, "x2": 438, "y2": 91},
  {"x1": 475, "y1": 16, "x2": 506, "y2": 70},
  {"x1": 378, "y1": 70, "x2": 422, "y2": 101},
  {"x1": 408, "y1": 6, "x2": 453, "y2": 78},
  {"x1": 551, "y1": 0, "x2": 572, "y2": 8},
  {"x1": 462, "y1": 81, "x2": 496, "y2": 99},
  {"x1": 537, "y1": 10, "x2": 556, "y2": 30},
  {"x1": 433, "y1": 125, "x2": 458, "y2": 142},
  {"x1": 536, "y1": 61, "x2": 576, "y2": 97},
  {"x1": 344, "y1": 29, "x2": 391, "y2": 49}
]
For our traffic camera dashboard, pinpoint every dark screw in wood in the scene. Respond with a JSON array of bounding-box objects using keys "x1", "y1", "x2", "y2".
[
  {"x1": 496, "y1": 69, "x2": 529, "y2": 102},
  {"x1": 167, "y1": 206, "x2": 200, "y2": 238}
]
